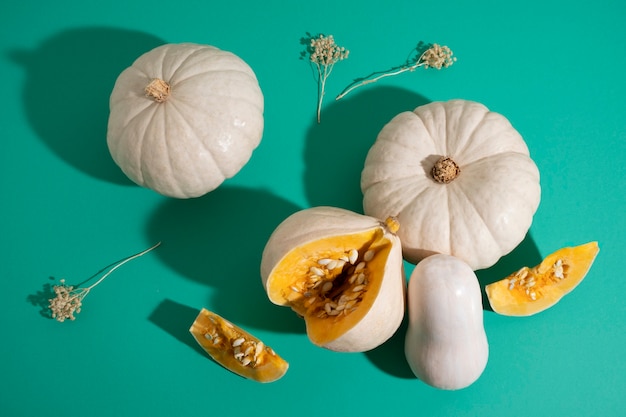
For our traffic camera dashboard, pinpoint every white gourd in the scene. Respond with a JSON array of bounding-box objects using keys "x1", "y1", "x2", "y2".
[{"x1": 405, "y1": 254, "x2": 489, "y2": 390}]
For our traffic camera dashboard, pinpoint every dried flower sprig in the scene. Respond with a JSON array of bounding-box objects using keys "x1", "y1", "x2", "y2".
[
  {"x1": 303, "y1": 33, "x2": 349, "y2": 123},
  {"x1": 48, "y1": 241, "x2": 161, "y2": 322},
  {"x1": 335, "y1": 42, "x2": 456, "y2": 101}
]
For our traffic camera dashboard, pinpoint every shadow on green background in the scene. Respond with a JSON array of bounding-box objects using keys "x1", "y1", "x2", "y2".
[
  {"x1": 146, "y1": 186, "x2": 305, "y2": 334},
  {"x1": 9, "y1": 26, "x2": 165, "y2": 184},
  {"x1": 476, "y1": 233, "x2": 542, "y2": 311},
  {"x1": 148, "y1": 299, "x2": 208, "y2": 358},
  {"x1": 303, "y1": 85, "x2": 430, "y2": 213}
]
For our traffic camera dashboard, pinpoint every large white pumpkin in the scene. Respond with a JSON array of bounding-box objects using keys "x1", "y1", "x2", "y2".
[
  {"x1": 107, "y1": 43, "x2": 264, "y2": 198},
  {"x1": 361, "y1": 99, "x2": 540, "y2": 270}
]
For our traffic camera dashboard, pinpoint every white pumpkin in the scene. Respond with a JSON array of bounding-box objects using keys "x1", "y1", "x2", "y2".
[
  {"x1": 260, "y1": 207, "x2": 406, "y2": 352},
  {"x1": 361, "y1": 99, "x2": 540, "y2": 270},
  {"x1": 107, "y1": 43, "x2": 264, "y2": 198},
  {"x1": 405, "y1": 254, "x2": 488, "y2": 390}
]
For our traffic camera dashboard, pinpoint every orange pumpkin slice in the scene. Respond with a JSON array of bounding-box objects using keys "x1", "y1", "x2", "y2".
[
  {"x1": 486, "y1": 242, "x2": 599, "y2": 316},
  {"x1": 189, "y1": 308, "x2": 288, "y2": 383}
]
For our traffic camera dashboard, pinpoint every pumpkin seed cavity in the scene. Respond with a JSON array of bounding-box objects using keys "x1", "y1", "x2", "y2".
[{"x1": 285, "y1": 247, "x2": 379, "y2": 319}]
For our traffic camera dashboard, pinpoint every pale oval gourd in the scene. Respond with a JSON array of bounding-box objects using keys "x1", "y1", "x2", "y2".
[
  {"x1": 361, "y1": 99, "x2": 541, "y2": 270},
  {"x1": 261, "y1": 206, "x2": 405, "y2": 352},
  {"x1": 405, "y1": 254, "x2": 488, "y2": 390},
  {"x1": 107, "y1": 43, "x2": 264, "y2": 198}
]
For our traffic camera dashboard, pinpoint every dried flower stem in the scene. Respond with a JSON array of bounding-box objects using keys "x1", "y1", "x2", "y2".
[
  {"x1": 303, "y1": 33, "x2": 349, "y2": 123},
  {"x1": 48, "y1": 241, "x2": 161, "y2": 322},
  {"x1": 336, "y1": 43, "x2": 456, "y2": 101}
]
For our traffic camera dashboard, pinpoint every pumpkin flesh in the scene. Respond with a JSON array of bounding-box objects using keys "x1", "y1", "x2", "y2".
[
  {"x1": 486, "y1": 242, "x2": 599, "y2": 316},
  {"x1": 189, "y1": 308, "x2": 288, "y2": 383},
  {"x1": 268, "y1": 228, "x2": 393, "y2": 346}
]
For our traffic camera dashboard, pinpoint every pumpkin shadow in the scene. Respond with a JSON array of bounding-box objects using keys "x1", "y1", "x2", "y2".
[
  {"x1": 476, "y1": 233, "x2": 542, "y2": 311},
  {"x1": 303, "y1": 85, "x2": 431, "y2": 212},
  {"x1": 364, "y1": 314, "x2": 416, "y2": 379},
  {"x1": 9, "y1": 26, "x2": 165, "y2": 184},
  {"x1": 148, "y1": 299, "x2": 208, "y2": 358},
  {"x1": 145, "y1": 185, "x2": 304, "y2": 334}
]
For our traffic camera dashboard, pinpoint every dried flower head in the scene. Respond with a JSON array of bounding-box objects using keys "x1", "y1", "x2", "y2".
[
  {"x1": 47, "y1": 242, "x2": 161, "y2": 322},
  {"x1": 336, "y1": 42, "x2": 456, "y2": 100},
  {"x1": 48, "y1": 279, "x2": 87, "y2": 322},
  {"x1": 309, "y1": 34, "x2": 349, "y2": 66},
  {"x1": 421, "y1": 43, "x2": 456, "y2": 69},
  {"x1": 302, "y1": 33, "x2": 349, "y2": 123}
]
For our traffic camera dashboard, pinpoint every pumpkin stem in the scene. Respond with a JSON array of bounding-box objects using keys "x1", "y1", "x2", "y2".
[
  {"x1": 431, "y1": 156, "x2": 460, "y2": 184},
  {"x1": 145, "y1": 78, "x2": 170, "y2": 103},
  {"x1": 383, "y1": 216, "x2": 400, "y2": 234}
]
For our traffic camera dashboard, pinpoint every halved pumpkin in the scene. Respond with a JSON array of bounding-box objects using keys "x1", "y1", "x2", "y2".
[
  {"x1": 189, "y1": 308, "x2": 288, "y2": 383},
  {"x1": 261, "y1": 206, "x2": 406, "y2": 352},
  {"x1": 486, "y1": 242, "x2": 599, "y2": 316}
]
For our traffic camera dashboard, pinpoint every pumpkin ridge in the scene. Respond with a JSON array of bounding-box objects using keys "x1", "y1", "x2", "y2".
[
  {"x1": 171, "y1": 48, "x2": 254, "y2": 82},
  {"x1": 451, "y1": 181, "x2": 503, "y2": 257},
  {"x1": 458, "y1": 150, "x2": 532, "y2": 169},
  {"x1": 164, "y1": 44, "x2": 211, "y2": 84},
  {"x1": 166, "y1": 99, "x2": 226, "y2": 177},
  {"x1": 461, "y1": 122, "x2": 528, "y2": 165},
  {"x1": 172, "y1": 77, "x2": 264, "y2": 120},
  {"x1": 444, "y1": 103, "x2": 489, "y2": 159},
  {"x1": 114, "y1": 99, "x2": 158, "y2": 180},
  {"x1": 166, "y1": 96, "x2": 253, "y2": 179},
  {"x1": 412, "y1": 102, "x2": 449, "y2": 156},
  {"x1": 174, "y1": 67, "x2": 259, "y2": 90},
  {"x1": 133, "y1": 102, "x2": 163, "y2": 185},
  {"x1": 150, "y1": 104, "x2": 183, "y2": 195}
]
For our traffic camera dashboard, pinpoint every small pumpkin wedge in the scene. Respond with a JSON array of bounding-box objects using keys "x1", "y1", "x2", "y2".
[
  {"x1": 189, "y1": 308, "x2": 288, "y2": 383},
  {"x1": 261, "y1": 206, "x2": 405, "y2": 352},
  {"x1": 486, "y1": 241, "x2": 599, "y2": 316}
]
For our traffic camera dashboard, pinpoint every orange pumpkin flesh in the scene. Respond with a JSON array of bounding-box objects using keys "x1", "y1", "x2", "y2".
[
  {"x1": 189, "y1": 308, "x2": 288, "y2": 383},
  {"x1": 268, "y1": 227, "x2": 395, "y2": 347},
  {"x1": 486, "y1": 242, "x2": 599, "y2": 316}
]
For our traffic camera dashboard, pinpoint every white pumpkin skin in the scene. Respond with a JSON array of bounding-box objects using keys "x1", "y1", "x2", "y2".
[
  {"x1": 361, "y1": 99, "x2": 540, "y2": 270},
  {"x1": 405, "y1": 254, "x2": 488, "y2": 390},
  {"x1": 107, "y1": 43, "x2": 264, "y2": 198},
  {"x1": 261, "y1": 206, "x2": 406, "y2": 352}
]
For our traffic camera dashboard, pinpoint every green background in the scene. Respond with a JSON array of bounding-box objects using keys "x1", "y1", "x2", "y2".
[{"x1": 2, "y1": 1, "x2": 624, "y2": 416}]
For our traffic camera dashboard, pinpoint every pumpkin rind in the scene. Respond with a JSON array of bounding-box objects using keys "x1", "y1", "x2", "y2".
[
  {"x1": 261, "y1": 206, "x2": 406, "y2": 352},
  {"x1": 107, "y1": 43, "x2": 264, "y2": 198},
  {"x1": 405, "y1": 254, "x2": 489, "y2": 390},
  {"x1": 361, "y1": 99, "x2": 541, "y2": 270},
  {"x1": 485, "y1": 241, "x2": 599, "y2": 316},
  {"x1": 189, "y1": 308, "x2": 288, "y2": 383}
]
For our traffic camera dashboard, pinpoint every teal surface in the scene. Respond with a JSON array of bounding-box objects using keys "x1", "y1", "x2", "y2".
[{"x1": 1, "y1": 1, "x2": 625, "y2": 416}]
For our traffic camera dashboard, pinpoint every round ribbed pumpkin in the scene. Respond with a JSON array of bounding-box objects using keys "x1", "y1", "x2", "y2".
[
  {"x1": 361, "y1": 99, "x2": 541, "y2": 270},
  {"x1": 107, "y1": 43, "x2": 264, "y2": 198}
]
